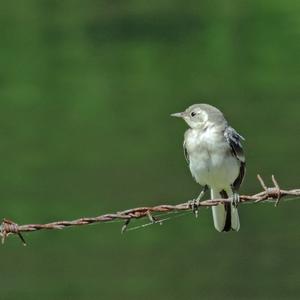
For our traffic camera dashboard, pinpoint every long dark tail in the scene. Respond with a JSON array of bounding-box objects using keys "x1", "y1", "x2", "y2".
[
  {"x1": 211, "y1": 188, "x2": 240, "y2": 232},
  {"x1": 220, "y1": 190, "x2": 231, "y2": 232}
]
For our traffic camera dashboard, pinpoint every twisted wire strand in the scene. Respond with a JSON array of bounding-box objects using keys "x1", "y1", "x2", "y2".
[{"x1": 1, "y1": 175, "x2": 299, "y2": 246}]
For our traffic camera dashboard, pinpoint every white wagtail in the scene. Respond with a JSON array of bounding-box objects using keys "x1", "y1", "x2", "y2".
[{"x1": 171, "y1": 104, "x2": 245, "y2": 232}]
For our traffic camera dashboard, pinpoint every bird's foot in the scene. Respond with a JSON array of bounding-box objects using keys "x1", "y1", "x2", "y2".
[
  {"x1": 232, "y1": 192, "x2": 240, "y2": 208},
  {"x1": 188, "y1": 198, "x2": 201, "y2": 218},
  {"x1": 189, "y1": 186, "x2": 208, "y2": 218}
]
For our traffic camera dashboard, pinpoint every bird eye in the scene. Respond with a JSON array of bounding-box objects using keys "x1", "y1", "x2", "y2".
[{"x1": 191, "y1": 112, "x2": 196, "y2": 117}]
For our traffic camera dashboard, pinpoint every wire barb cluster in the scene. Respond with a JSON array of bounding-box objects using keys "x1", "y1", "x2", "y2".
[{"x1": 1, "y1": 175, "x2": 299, "y2": 246}]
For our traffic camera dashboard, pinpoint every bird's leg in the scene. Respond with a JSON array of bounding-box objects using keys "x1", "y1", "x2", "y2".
[
  {"x1": 231, "y1": 185, "x2": 240, "y2": 208},
  {"x1": 189, "y1": 185, "x2": 208, "y2": 217},
  {"x1": 196, "y1": 185, "x2": 208, "y2": 202}
]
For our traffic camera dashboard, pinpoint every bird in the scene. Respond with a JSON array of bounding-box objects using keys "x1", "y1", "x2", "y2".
[{"x1": 171, "y1": 104, "x2": 245, "y2": 232}]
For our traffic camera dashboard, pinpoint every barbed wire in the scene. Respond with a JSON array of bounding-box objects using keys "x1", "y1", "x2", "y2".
[{"x1": 1, "y1": 175, "x2": 300, "y2": 246}]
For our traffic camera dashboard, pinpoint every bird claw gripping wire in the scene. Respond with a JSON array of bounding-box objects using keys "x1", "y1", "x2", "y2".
[
  {"x1": 188, "y1": 185, "x2": 208, "y2": 218},
  {"x1": 187, "y1": 199, "x2": 201, "y2": 218}
]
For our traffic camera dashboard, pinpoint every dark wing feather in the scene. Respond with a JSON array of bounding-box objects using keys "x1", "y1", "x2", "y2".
[
  {"x1": 183, "y1": 140, "x2": 190, "y2": 164},
  {"x1": 224, "y1": 126, "x2": 246, "y2": 190}
]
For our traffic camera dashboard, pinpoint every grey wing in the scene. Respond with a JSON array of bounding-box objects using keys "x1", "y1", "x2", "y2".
[
  {"x1": 183, "y1": 140, "x2": 190, "y2": 164},
  {"x1": 224, "y1": 126, "x2": 246, "y2": 190}
]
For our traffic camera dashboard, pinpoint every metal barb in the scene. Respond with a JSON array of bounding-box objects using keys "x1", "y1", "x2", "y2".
[
  {"x1": 0, "y1": 219, "x2": 27, "y2": 246},
  {"x1": 1, "y1": 229, "x2": 6, "y2": 245},
  {"x1": 147, "y1": 211, "x2": 156, "y2": 223},
  {"x1": 257, "y1": 174, "x2": 268, "y2": 191},
  {"x1": 254, "y1": 175, "x2": 269, "y2": 203},
  {"x1": 272, "y1": 175, "x2": 282, "y2": 207},
  {"x1": 121, "y1": 219, "x2": 131, "y2": 234},
  {"x1": 17, "y1": 233, "x2": 27, "y2": 246}
]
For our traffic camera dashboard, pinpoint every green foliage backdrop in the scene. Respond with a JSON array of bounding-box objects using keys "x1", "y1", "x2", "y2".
[{"x1": 1, "y1": 1, "x2": 299, "y2": 299}]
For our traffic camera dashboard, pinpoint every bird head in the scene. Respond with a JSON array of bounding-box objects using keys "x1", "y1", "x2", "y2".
[{"x1": 171, "y1": 103, "x2": 225, "y2": 129}]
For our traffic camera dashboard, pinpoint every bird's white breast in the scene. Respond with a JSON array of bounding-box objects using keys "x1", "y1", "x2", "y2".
[{"x1": 185, "y1": 127, "x2": 239, "y2": 190}]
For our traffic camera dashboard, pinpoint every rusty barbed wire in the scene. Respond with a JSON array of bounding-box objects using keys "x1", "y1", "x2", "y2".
[{"x1": 1, "y1": 175, "x2": 300, "y2": 246}]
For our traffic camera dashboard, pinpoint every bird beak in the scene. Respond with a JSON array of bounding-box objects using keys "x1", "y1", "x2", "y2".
[{"x1": 171, "y1": 112, "x2": 184, "y2": 118}]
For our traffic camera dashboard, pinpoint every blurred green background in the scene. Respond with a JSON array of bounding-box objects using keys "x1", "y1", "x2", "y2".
[{"x1": 1, "y1": 1, "x2": 300, "y2": 299}]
